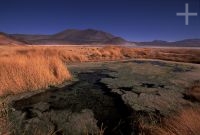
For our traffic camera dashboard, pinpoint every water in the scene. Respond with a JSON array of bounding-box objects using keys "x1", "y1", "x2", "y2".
[{"x1": 12, "y1": 69, "x2": 134, "y2": 135}]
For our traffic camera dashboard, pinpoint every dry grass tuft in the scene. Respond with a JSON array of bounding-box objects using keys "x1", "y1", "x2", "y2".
[
  {"x1": 0, "y1": 45, "x2": 200, "y2": 96},
  {"x1": 149, "y1": 49, "x2": 200, "y2": 64},
  {"x1": 0, "y1": 101, "x2": 11, "y2": 135},
  {"x1": 186, "y1": 81, "x2": 200, "y2": 102},
  {"x1": 0, "y1": 47, "x2": 72, "y2": 96},
  {"x1": 139, "y1": 108, "x2": 200, "y2": 135}
]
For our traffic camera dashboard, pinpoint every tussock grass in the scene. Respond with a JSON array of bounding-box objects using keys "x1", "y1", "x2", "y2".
[
  {"x1": 0, "y1": 101, "x2": 11, "y2": 135},
  {"x1": 1, "y1": 45, "x2": 200, "y2": 96},
  {"x1": 139, "y1": 108, "x2": 200, "y2": 135},
  {"x1": 149, "y1": 48, "x2": 200, "y2": 64},
  {"x1": 186, "y1": 80, "x2": 200, "y2": 102},
  {"x1": 0, "y1": 47, "x2": 71, "y2": 96},
  {"x1": 1, "y1": 45, "x2": 200, "y2": 134}
]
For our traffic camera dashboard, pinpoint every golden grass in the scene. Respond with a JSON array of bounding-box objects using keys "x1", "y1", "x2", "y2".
[
  {"x1": 139, "y1": 81, "x2": 200, "y2": 135},
  {"x1": 0, "y1": 45, "x2": 200, "y2": 96},
  {"x1": 186, "y1": 81, "x2": 200, "y2": 102},
  {"x1": 149, "y1": 48, "x2": 200, "y2": 64},
  {"x1": 0, "y1": 45, "x2": 200, "y2": 134},
  {"x1": 138, "y1": 108, "x2": 200, "y2": 135},
  {"x1": 155, "y1": 108, "x2": 200, "y2": 135},
  {"x1": 0, "y1": 47, "x2": 71, "y2": 96},
  {"x1": 98, "y1": 46, "x2": 200, "y2": 64}
]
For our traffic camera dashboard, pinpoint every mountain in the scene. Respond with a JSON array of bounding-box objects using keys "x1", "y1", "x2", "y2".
[
  {"x1": 11, "y1": 29, "x2": 128, "y2": 45},
  {"x1": 137, "y1": 39, "x2": 200, "y2": 47},
  {"x1": 2, "y1": 29, "x2": 200, "y2": 46},
  {"x1": 0, "y1": 32, "x2": 26, "y2": 45},
  {"x1": 174, "y1": 39, "x2": 200, "y2": 47}
]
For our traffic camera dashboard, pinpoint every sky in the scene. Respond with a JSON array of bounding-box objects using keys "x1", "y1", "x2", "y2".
[{"x1": 0, "y1": 0, "x2": 199, "y2": 41}]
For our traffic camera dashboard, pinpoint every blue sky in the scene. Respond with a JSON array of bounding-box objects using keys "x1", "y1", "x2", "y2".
[{"x1": 0, "y1": 0, "x2": 199, "y2": 41}]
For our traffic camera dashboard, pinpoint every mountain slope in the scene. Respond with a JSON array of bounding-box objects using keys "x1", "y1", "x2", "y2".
[
  {"x1": 11, "y1": 29, "x2": 128, "y2": 45},
  {"x1": 137, "y1": 39, "x2": 200, "y2": 47},
  {"x1": 5, "y1": 29, "x2": 200, "y2": 47},
  {"x1": 0, "y1": 32, "x2": 26, "y2": 45}
]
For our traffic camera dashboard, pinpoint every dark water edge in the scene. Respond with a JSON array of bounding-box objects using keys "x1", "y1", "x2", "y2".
[{"x1": 12, "y1": 69, "x2": 135, "y2": 135}]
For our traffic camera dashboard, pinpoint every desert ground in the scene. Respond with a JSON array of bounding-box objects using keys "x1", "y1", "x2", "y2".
[{"x1": 0, "y1": 45, "x2": 200, "y2": 135}]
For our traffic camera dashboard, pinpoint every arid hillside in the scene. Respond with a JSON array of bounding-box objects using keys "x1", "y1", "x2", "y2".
[
  {"x1": 0, "y1": 33, "x2": 26, "y2": 45},
  {"x1": 11, "y1": 29, "x2": 129, "y2": 45},
  {"x1": 138, "y1": 39, "x2": 200, "y2": 47}
]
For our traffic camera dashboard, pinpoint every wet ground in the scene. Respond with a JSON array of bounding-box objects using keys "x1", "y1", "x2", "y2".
[{"x1": 9, "y1": 60, "x2": 200, "y2": 135}]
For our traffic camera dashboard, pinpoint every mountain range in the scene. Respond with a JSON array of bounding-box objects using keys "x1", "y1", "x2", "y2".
[
  {"x1": 0, "y1": 29, "x2": 200, "y2": 47},
  {"x1": 137, "y1": 39, "x2": 200, "y2": 47},
  {"x1": 10, "y1": 29, "x2": 128, "y2": 45}
]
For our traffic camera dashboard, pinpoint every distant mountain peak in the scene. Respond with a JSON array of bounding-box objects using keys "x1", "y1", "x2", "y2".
[
  {"x1": 10, "y1": 28, "x2": 128, "y2": 45},
  {"x1": 3, "y1": 28, "x2": 200, "y2": 47}
]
